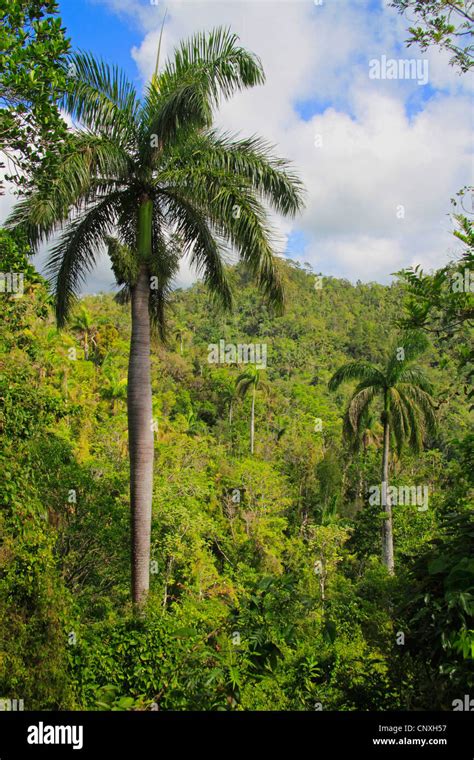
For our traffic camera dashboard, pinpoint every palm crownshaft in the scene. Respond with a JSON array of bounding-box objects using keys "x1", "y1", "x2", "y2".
[{"x1": 8, "y1": 28, "x2": 304, "y2": 604}]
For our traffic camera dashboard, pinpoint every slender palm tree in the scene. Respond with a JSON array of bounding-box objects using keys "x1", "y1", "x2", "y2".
[
  {"x1": 173, "y1": 322, "x2": 187, "y2": 355},
  {"x1": 328, "y1": 332, "x2": 436, "y2": 573},
  {"x1": 7, "y1": 28, "x2": 304, "y2": 604},
  {"x1": 236, "y1": 367, "x2": 269, "y2": 454},
  {"x1": 70, "y1": 305, "x2": 95, "y2": 360},
  {"x1": 220, "y1": 379, "x2": 236, "y2": 428}
]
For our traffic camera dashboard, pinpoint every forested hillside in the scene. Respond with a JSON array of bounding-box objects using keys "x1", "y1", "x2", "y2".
[{"x1": 1, "y1": 229, "x2": 472, "y2": 711}]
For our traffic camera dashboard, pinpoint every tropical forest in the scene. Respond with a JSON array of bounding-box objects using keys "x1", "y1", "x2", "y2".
[{"x1": 0, "y1": 0, "x2": 473, "y2": 717}]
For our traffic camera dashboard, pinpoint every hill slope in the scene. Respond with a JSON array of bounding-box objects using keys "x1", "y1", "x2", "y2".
[{"x1": 1, "y1": 236, "x2": 472, "y2": 711}]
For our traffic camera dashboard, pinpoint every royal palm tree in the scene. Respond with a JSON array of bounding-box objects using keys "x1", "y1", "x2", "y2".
[
  {"x1": 328, "y1": 333, "x2": 436, "y2": 573},
  {"x1": 219, "y1": 378, "x2": 236, "y2": 428},
  {"x1": 70, "y1": 305, "x2": 95, "y2": 360},
  {"x1": 236, "y1": 367, "x2": 269, "y2": 455},
  {"x1": 173, "y1": 322, "x2": 188, "y2": 355},
  {"x1": 7, "y1": 28, "x2": 304, "y2": 604}
]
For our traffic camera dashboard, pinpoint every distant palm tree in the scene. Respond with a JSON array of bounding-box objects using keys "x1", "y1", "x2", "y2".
[
  {"x1": 328, "y1": 332, "x2": 436, "y2": 573},
  {"x1": 8, "y1": 28, "x2": 304, "y2": 604},
  {"x1": 71, "y1": 306, "x2": 95, "y2": 360},
  {"x1": 219, "y1": 379, "x2": 236, "y2": 429},
  {"x1": 173, "y1": 323, "x2": 187, "y2": 355},
  {"x1": 236, "y1": 367, "x2": 269, "y2": 454}
]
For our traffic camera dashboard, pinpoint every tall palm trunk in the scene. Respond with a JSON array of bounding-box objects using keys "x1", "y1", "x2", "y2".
[
  {"x1": 250, "y1": 384, "x2": 255, "y2": 454},
  {"x1": 128, "y1": 198, "x2": 154, "y2": 605},
  {"x1": 381, "y1": 400, "x2": 395, "y2": 574}
]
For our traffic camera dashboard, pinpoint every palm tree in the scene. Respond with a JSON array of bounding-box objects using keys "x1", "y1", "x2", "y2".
[
  {"x1": 173, "y1": 322, "x2": 188, "y2": 355},
  {"x1": 236, "y1": 367, "x2": 269, "y2": 454},
  {"x1": 219, "y1": 378, "x2": 236, "y2": 428},
  {"x1": 328, "y1": 332, "x2": 436, "y2": 573},
  {"x1": 8, "y1": 29, "x2": 304, "y2": 604},
  {"x1": 71, "y1": 305, "x2": 95, "y2": 360}
]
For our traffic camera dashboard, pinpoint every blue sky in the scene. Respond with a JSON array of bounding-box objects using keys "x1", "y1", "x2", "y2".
[
  {"x1": 1, "y1": 0, "x2": 472, "y2": 291},
  {"x1": 59, "y1": 0, "x2": 143, "y2": 84}
]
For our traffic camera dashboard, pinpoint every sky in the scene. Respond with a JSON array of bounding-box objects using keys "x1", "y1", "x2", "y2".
[{"x1": 1, "y1": 0, "x2": 473, "y2": 293}]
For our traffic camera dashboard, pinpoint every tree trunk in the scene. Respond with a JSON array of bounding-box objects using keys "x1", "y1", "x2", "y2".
[
  {"x1": 128, "y1": 198, "x2": 154, "y2": 606},
  {"x1": 381, "y1": 407, "x2": 395, "y2": 574},
  {"x1": 250, "y1": 384, "x2": 255, "y2": 455}
]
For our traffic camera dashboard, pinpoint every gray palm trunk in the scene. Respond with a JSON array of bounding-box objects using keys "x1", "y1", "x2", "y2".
[
  {"x1": 128, "y1": 199, "x2": 154, "y2": 605},
  {"x1": 250, "y1": 384, "x2": 256, "y2": 455},
  {"x1": 381, "y1": 404, "x2": 395, "y2": 574}
]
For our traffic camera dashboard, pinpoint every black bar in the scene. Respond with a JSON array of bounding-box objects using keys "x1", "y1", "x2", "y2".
[{"x1": 0, "y1": 711, "x2": 471, "y2": 758}]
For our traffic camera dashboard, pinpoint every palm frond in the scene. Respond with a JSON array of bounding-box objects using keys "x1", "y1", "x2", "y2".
[
  {"x1": 388, "y1": 387, "x2": 411, "y2": 456},
  {"x1": 396, "y1": 366, "x2": 433, "y2": 394},
  {"x1": 139, "y1": 27, "x2": 264, "y2": 155},
  {"x1": 63, "y1": 51, "x2": 140, "y2": 144},
  {"x1": 236, "y1": 368, "x2": 257, "y2": 397},
  {"x1": 398, "y1": 384, "x2": 437, "y2": 439},
  {"x1": 6, "y1": 132, "x2": 131, "y2": 251},
  {"x1": 160, "y1": 129, "x2": 304, "y2": 216},
  {"x1": 328, "y1": 361, "x2": 385, "y2": 392},
  {"x1": 160, "y1": 169, "x2": 284, "y2": 312},
  {"x1": 149, "y1": 219, "x2": 182, "y2": 340},
  {"x1": 160, "y1": 189, "x2": 233, "y2": 310},
  {"x1": 345, "y1": 385, "x2": 379, "y2": 437},
  {"x1": 46, "y1": 192, "x2": 125, "y2": 325},
  {"x1": 114, "y1": 284, "x2": 131, "y2": 305},
  {"x1": 386, "y1": 330, "x2": 430, "y2": 383},
  {"x1": 396, "y1": 387, "x2": 424, "y2": 453}
]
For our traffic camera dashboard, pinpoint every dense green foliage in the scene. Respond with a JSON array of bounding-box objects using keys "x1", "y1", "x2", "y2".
[
  {"x1": 391, "y1": 0, "x2": 474, "y2": 72},
  {"x1": 0, "y1": 0, "x2": 70, "y2": 192},
  {"x1": 1, "y1": 229, "x2": 472, "y2": 710},
  {"x1": 398, "y1": 211, "x2": 474, "y2": 410}
]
